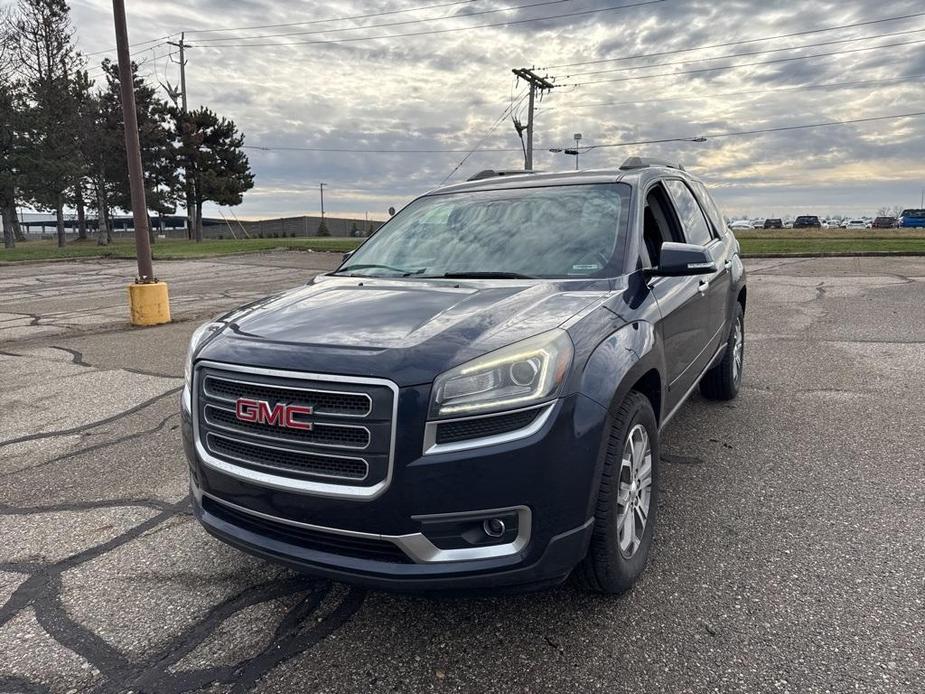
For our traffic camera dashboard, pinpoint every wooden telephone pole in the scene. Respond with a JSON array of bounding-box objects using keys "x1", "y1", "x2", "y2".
[
  {"x1": 112, "y1": 0, "x2": 153, "y2": 281},
  {"x1": 511, "y1": 68, "x2": 556, "y2": 170},
  {"x1": 113, "y1": 0, "x2": 171, "y2": 324}
]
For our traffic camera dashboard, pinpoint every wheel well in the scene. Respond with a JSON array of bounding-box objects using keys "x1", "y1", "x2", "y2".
[
  {"x1": 630, "y1": 369, "x2": 662, "y2": 423},
  {"x1": 738, "y1": 286, "x2": 747, "y2": 312}
]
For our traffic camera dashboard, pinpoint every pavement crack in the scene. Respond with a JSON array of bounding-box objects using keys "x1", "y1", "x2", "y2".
[
  {"x1": 0, "y1": 387, "x2": 182, "y2": 449},
  {"x1": 50, "y1": 345, "x2": 92, "y2": 367},
  {"x1": 0, "y1": 412, "x2": 182, "y2": 481},
  {"x1": 0, "y1": 498, "x2": 176, "y2": 516}
]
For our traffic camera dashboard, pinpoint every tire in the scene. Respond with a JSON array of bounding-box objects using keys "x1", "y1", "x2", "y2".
[
  {"x1": 575, "y1": 391, "x2": 659, "y2": 594},
  {"x1": 699, "y1": 302, "x2": 744, "y2": 401}
]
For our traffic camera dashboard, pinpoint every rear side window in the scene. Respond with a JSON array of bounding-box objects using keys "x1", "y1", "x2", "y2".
[
  {"x1": 664, "y1": 179, "x2": 713, "y2": 246},
  {"x1": 691, "y1": 180, "x2": 727, "y2": 237}
]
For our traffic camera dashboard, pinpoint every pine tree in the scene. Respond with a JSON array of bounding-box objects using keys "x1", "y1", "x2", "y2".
[
  {"x1": 174, "y1": 106, "x2": 254, "y2": 241},
  {"x1": 0, "y1": 5, "x2": 25, "y2": 248},
  {"x1": 98, "y1": 59, "x2": 180, "y2": 243},
  {"x1": 12, "y1": 0, "x2": 84, "y2": 248}
]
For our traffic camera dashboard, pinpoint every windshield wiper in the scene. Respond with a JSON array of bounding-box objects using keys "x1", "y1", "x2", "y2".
[
  {"x1": 336, "y1": 264, "x2": 426, "y2": 277},
  {"x1": 438, "y1": 271, "x2": 536, "y2": 279}
]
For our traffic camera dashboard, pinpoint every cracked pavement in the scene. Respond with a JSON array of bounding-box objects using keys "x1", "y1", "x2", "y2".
[{"x1": 1, "y1": 254, "x2": 923, "y2": 693}]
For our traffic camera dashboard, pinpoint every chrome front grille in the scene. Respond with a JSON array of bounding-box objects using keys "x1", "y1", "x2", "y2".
[{"x1": 194, "y1": 363, "x2": 397, "y2": 497}]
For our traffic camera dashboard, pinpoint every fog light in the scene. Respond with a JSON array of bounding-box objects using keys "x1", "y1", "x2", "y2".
[{"x1": 483, "y1": 518, "x2": 506, "y2": 538}]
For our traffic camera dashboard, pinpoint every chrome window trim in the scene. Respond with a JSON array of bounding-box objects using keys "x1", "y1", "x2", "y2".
[
  {"x1": 196, "y1": 486, "x2": 531, "y2": 564},
  {"x1": 205, "y1": 432, "x2": 369, "y2": 481},
  {"x1": 202, "y1": 373, "x2": 373, "y2": 418},
  {"x1": 422, "y1": 401, "x2": 556, "y2": 455},
  {"x1": 203, "y1": 402, "x2": 371, "y2": 451},
  {"x1": 193, "y1": 361, "x2": 397, "y2": 500}
]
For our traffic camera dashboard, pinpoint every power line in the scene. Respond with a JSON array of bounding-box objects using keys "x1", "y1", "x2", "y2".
[
  {"x1": 183, "y1": 0, "x2": 488, "y2": 35},
  {"x1": 194, "y1": 0, "x2": 669, "y2": 48},
  {"x1": 439, "y1": 90, "x2": 530, "y2": 185},
  {"x1": 242, "y1": 144, "x2": 524, "y2": 153},
  {"x1": 573, "y1": 78, "x2": 919, "y2": 113},
  {"x1": 566, "y1": 111, "x2": 925, "y2": 151},
  {"x1": 563, "y1": 73, "x2": 925, "y2": 109},
  {"x1": 193, "y1": 0, "x2": 574, "y2": 43},
  {"x1": 556, "y1": 37, "x2": 925, "y2": 86},
  {"x1": 561, "y1": 26, "x2": 925, "y2": 78},
  {"x1": 82, "y1": 34, "x2": 177, "y2": 58},
  {"x1": 540, "y1": 10, "x2": 925, "y2": 69},
  {"x1": 84, "y1": 43, "x2": 171, "y2": 76},
  {"x1": 244, "y1": 111, "x2": 925, "y2": 154}
]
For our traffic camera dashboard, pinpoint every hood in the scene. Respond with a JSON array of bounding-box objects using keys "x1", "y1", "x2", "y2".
[{"x1": 199, "y1": 274, "x2": 612, "y2": 386}]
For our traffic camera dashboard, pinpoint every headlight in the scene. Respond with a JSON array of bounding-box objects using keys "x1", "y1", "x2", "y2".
[
  {"x1": 184, "y1": 321, "x2": 222, "y2": 389},
  {"x1": 429, "y1": 330, "x2": 574, "y2": 419}
]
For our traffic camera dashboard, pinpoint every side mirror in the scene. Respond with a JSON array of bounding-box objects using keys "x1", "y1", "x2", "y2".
[{"x1": 646, "y1": 242, "x2": 715, "y2": 277}]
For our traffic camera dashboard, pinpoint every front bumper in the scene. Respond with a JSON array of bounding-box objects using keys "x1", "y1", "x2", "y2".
[{"x1": 182, "y1": 384, "x2": 608, "y2": 592}]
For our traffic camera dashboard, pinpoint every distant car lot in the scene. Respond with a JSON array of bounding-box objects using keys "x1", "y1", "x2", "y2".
[{"x1": 1, "y1": 253, "x2": 924, "y2": 692}]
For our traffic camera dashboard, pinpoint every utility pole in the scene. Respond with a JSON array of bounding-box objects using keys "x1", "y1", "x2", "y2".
[
  {"x1": 511, "y1": 68, "x2": 556, "y2": 170},
  {"x1": 168, "y1": 33, "x2": 196, "y2": 239},
  {"x1": 573, "y1": 133, "x2": 582, "y2": 170},
  {"x1": 168, "y1": 32, "x2": 189, "y2": 112},
  {"x1": 320, "y1": 183, "x2": 326, "y2": 221},
  {"x1": 112, "y1": 0, "x2": 170, "y2": 324}
]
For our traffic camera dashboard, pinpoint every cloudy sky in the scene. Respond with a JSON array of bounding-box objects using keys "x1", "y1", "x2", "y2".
[{"x1": 60, "y1": 0, "x2": 925, "y2": 218}]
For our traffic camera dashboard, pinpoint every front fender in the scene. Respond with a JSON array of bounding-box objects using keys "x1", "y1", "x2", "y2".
[
  {"x1": 579, "y1": 321, "x2": 661, "y2": 416},
  {"x1": 574, "y1": 320, "x2": 663, "y2": 522}
]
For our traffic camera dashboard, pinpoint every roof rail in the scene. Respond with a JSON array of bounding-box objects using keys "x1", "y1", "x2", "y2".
[
  {"x1": 619, "y1": 157, "x2": 685, "y2": 172},
  {"x1": 466, "y1": 169, "x2": 536, "y2": 181}
]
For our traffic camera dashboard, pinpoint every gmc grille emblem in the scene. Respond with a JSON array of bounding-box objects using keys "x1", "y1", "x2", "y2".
[{"x1": 235, "y1": 398, "x2": 313, "y2": 431}]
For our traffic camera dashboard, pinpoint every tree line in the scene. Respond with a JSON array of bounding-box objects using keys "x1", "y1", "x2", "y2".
[{"x1": 0, "y1": 0, "x2": 254, "y2": 249}]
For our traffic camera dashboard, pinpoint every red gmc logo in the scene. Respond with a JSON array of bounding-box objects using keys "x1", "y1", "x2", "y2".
[{"x1": 235, "y1": 398, "x2": 313, "y2": 431}]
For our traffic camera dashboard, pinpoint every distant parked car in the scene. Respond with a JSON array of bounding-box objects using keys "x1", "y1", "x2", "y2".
[
  {"x1": 793, "y1": 215, "x2": 822, "y2": 229},
  {"x1": 728, "y1": 220, "x2": 754, "y2": 230},
  {"x1": 872, "y1": 216, "x2": 898, "y2": 229},
  {"x1": 784, "y1": 220, "x2": 794, "y2": 228},
  {"x1": 899, "y1": 209, "x2": 925, "y2": 228},
  {"x1": 844, "y1": 219, "x2": 867, "y2": 230},
  {"x1": 762, "y1": 218, "x2": 783, "y2": 229}
]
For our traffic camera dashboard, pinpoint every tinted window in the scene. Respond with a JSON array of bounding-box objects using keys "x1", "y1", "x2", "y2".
[
  {"x1": 339, "y1": 183, "x2": 630, "y2": 279},
  {"x1": 691, "y1": 179, "x2": 727, "y2": 236},
  {"x1": 901, "y1": 209, "x2": 925, "y2": 217},
  {"x1": 664, "y1": 179, "x2": 713, "y2": 246}
]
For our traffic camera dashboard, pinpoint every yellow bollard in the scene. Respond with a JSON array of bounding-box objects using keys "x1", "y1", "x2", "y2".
[{"x1": 127, "y1": 281, "x2": 171, "y2": 326}]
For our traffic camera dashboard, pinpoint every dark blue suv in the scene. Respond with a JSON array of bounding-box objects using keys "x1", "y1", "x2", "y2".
[{"x1": 182, "y1": 159, "x2": 747, "y2": 594}]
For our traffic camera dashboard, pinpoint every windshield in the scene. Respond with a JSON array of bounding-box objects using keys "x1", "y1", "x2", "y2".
[
  {"x1": 338, "y1": 183, "x2": 630, "y2": 279},
  {"x1": 901, "y1": 209, "x2": 925, "y2": 217}
]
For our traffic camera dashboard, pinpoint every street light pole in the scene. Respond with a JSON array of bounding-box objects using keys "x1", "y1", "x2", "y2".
[
  {"x1": 320, "y1": 183, "x2": 326, "y2": 222},
  {"x1": 574, "y1": 133, "x2": 582, "y2": 170},
  {"x1": 112, "y1": 0, "x2": 170, "y2": 325}
]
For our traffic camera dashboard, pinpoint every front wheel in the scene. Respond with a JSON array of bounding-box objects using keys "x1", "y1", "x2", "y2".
[
  {"x1": 575, "y1": 391, "x2": 659, "y2": 594},
  {"x1": 700, "y1": 302, "x2": 744, "y2": 401}
]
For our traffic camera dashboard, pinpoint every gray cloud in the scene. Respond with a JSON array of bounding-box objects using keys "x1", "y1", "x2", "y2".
[{"x1": 62, "y1": 0, "x2": 925, "y2": 218}]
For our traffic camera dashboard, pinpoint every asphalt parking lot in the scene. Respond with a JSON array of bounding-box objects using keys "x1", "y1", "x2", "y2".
[{"x1": 1, "y1": 253, "x2": 923, "y2": 693}]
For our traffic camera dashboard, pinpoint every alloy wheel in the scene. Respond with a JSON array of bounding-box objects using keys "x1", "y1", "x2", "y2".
[
  {"x1": 616, "y1": 424, "x2": 653, "y2": 557},
  {"x1": 732, "y1": 316, "x2": 744, "y2": 383}
]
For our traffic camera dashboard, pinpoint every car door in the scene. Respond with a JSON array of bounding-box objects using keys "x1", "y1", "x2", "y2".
[
  {"x1": 689, "y1": 179, "x2": 736, "y2": 342},
  {"x1": 664, "y1": 178, "x2": 730, "y2": 356},
  {"x1": 642, "y1": 182, "x2": 714, "y2": 408}
]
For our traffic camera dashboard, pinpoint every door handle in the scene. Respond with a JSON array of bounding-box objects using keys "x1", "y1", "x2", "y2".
[{"x1": 698, "y1": 280, "x2": 710, "y2": 294}]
